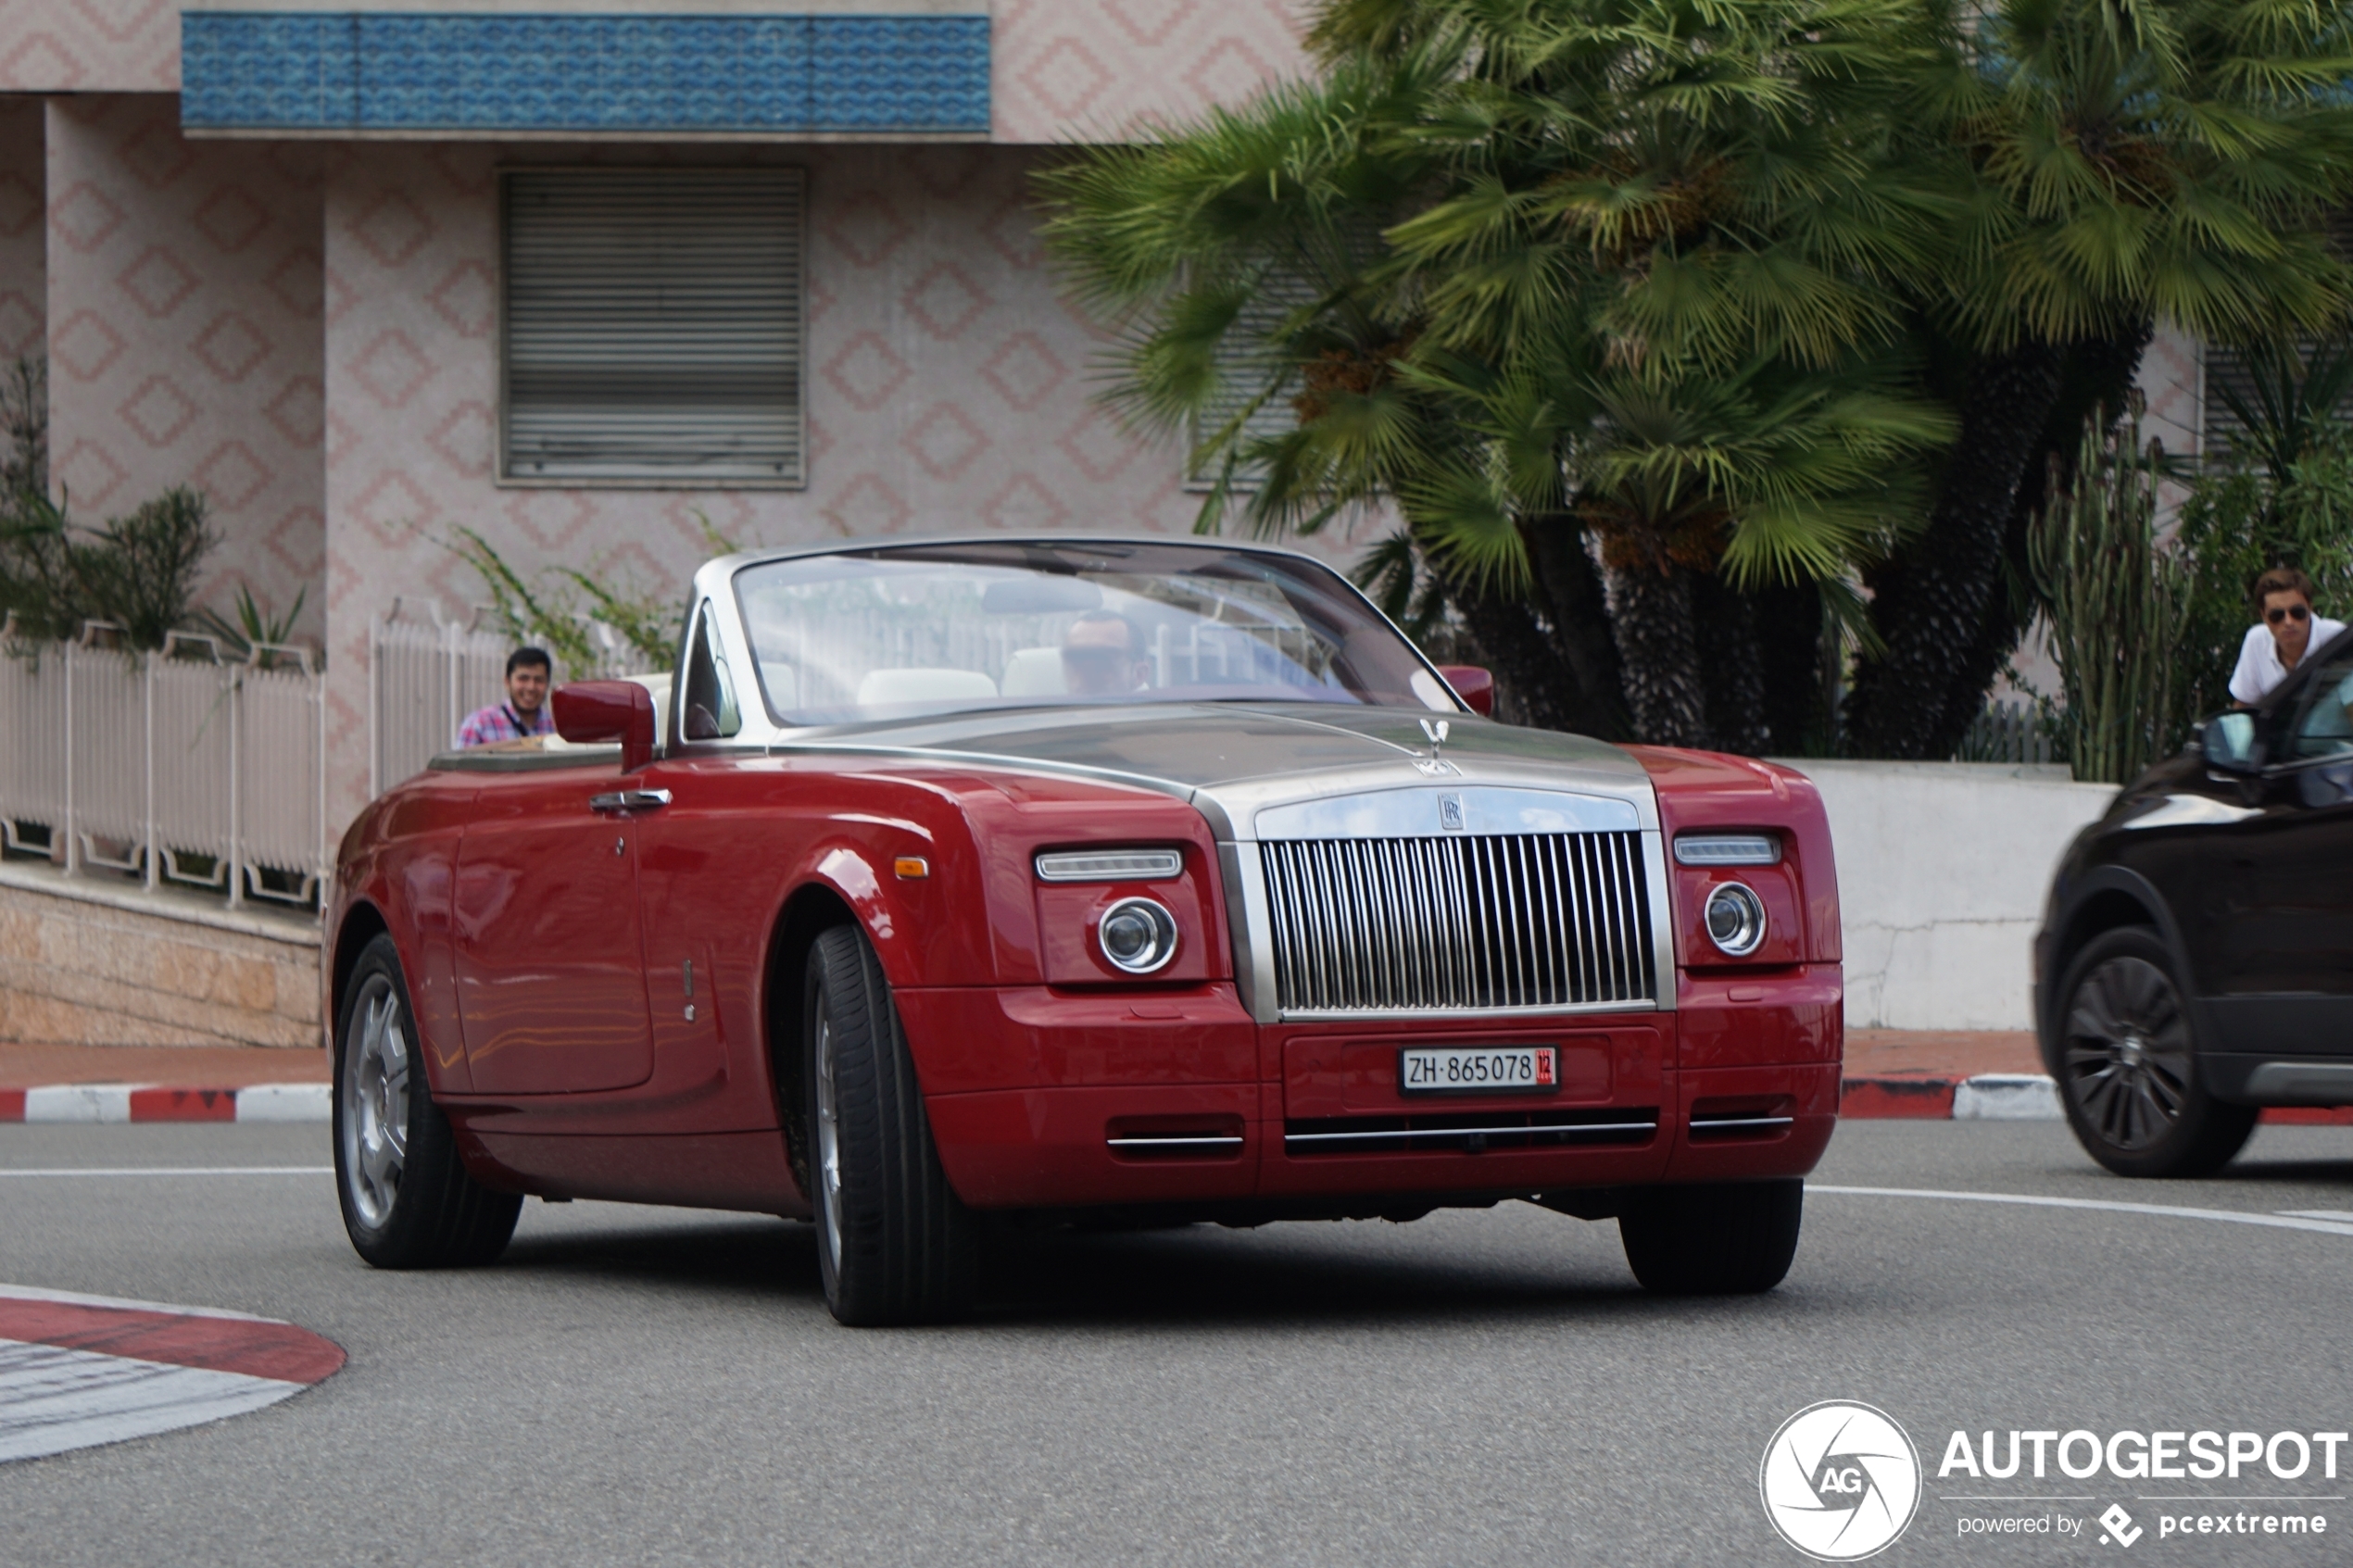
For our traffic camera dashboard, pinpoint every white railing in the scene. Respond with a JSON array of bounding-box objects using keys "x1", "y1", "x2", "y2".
[
  {"x1": 368, "y1": 600, "x2": 660, "y2": 795},
  {"x1": 0, "y1": 618, "x2": 327, "y2": 910}
]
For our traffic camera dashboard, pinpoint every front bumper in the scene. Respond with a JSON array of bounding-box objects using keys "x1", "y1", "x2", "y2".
[{"x1": 900, "y1": 978, "x2": 1841, "y2": 1210}]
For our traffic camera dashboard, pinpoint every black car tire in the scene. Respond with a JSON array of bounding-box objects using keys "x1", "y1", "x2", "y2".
[
  {"x1": 334, "y1": 934, "x2": 522, "y2": 1268},
  {"x1": 804, "y1": 924, "x2": 978, "y2": 1325},
  {"x1": 2052, "y1": 927, "x2": 2256, "y2": 1179},
  {"x1": 1617, "y1": 1179, "x2": 1802, "y2": 1294}
]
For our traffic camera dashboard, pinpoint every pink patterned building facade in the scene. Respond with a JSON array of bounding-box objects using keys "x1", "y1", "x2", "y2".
[
  {"x1": 0, "y1": 2, "x2": 2209, "y2": 833},
  {"x1": 0, "y1": 1, "x2": 1348, "y2": 830}
]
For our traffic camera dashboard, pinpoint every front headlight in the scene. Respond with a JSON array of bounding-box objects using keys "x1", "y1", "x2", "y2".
[
  {"x1": 1704, "y1": 882, "x2": 1768, "y2": 958},
  {"x1": 1097, "y1": 897, "x2": 1179, "y2": 974}
]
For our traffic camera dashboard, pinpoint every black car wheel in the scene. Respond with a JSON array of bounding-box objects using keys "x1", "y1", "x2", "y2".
[
  {"x1": 2053, "y1": 927, "x2": 2256, "y2": 1179},
  {"x1": 1618, "y1": 1179, "x2": 1802, "y2": 1294},
  {"x1": 334, "y1": 934, "x2": 522, "y2": 1268},
  {"x1": 804, "y1": 924, "x2": 978, "y2": 1325}
]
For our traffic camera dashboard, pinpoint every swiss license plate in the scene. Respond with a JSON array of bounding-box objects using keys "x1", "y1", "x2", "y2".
[{"x1": 1399, "y1": 1045, "x2": 1558, "y2": 1095}]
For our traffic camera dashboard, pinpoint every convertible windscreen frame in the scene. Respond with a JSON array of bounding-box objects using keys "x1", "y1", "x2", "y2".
[{"x1": 728, "y1": 540, "x2": 1459, "y2": 728}]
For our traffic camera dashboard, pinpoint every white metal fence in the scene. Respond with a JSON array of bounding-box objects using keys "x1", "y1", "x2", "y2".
[
  {"x1": 0, "y1": 618, "x2": 327, "y2": 909},
  {"x1": 368, "y1": 600, "x2": 659, "y2": 794}
]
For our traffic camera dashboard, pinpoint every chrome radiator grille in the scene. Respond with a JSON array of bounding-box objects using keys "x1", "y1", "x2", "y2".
[{"x1": 1259, "y1": 832, "x2": 1656, "y2": 1013}]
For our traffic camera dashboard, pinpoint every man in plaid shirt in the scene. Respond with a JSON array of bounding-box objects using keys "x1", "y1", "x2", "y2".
[{"x1": 456, "y1": 646, "x2": 556, "y2": 746}]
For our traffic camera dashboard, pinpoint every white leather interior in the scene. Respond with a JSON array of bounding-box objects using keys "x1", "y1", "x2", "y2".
[
  {"x1": 999, "y1": 646, "x2": 1068, "y2": 697},
  {"x1": 855, "y1": 668, "x2": 999, "y2": 707}
]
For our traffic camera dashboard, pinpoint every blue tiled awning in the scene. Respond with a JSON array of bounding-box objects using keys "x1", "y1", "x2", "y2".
[{"x1": 181, "y1": 12, "x2": 990, "y2": 134}]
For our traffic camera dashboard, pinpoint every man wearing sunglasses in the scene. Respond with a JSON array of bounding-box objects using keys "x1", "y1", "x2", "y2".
[{"x1": 2230, "y1": 567, "x2": 2346, "y2": 705}]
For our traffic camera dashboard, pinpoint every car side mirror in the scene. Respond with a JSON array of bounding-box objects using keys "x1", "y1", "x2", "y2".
[
  {"x1": 1437, "y1": 665, "x2": 1494, "y2": 717},
  {"x1": 2200, "y1": 710, "x2": 2261, "y2": 775},
  {"x1": 553, "y1": 681, "x2": 657, "y2": 771}
]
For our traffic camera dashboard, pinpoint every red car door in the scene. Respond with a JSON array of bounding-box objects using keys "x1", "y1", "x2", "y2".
[{"x1": 452, "y1": 766, "x2": 657, "y2": 1095}]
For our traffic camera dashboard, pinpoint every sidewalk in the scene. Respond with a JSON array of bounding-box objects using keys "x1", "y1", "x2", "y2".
[{"x1": 0, "y1": 1035, "x2": 2346, "y2": 1124}]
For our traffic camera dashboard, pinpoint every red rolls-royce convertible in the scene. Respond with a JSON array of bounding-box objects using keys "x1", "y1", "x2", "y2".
[{"x1": 328, "y1": 538, "x2": 1842, "y2": 1323}]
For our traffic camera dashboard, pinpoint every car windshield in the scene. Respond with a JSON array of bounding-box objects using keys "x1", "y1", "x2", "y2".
[{"x1": 731, "y1": 541, "x2": 1456, "y2": 725}]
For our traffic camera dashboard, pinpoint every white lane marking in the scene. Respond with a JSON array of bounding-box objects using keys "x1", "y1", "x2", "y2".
[
  {"x1": 2278, "y1": 1209, "x2": 2353, "y2": 1223},
  {"x1": 1811, "y1": 1185, "x2": 2353, "y2": 1238},
  {"x1": 0, "y1": 1339, "x2": 306, "y2": 1464},
  {"x1": 22, "y1": 1086, "x2": 136, "y2": 1124},
  {"x1": 0, "y1": 1168, "x2": 331, "y2": 1178},
  {"x1": 233, "y1": 1084, "x2": 330, "y2": 1123}
]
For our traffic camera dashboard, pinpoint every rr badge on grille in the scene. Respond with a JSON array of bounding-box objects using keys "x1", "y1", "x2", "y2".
[{"x1": 1439, "y1": 793, "x2": 1466, "y2": 832}]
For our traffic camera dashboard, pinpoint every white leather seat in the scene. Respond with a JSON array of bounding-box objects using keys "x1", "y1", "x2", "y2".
[
  {"x1": 999, "y1": 646, "x2": 1067, "y2": 698},
  {"x1": 855, "y1": 668, "x2": 998, "y2": 708}
]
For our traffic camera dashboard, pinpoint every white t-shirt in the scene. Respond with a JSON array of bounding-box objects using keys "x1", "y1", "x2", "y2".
[{"x1": 2229, "y1": 617, "x2": 2348, "y2": 704}]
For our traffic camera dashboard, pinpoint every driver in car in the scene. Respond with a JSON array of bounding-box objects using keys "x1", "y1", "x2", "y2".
[{"x1": 1062, "y1": 610, "x2": 1151, "y2": 696}]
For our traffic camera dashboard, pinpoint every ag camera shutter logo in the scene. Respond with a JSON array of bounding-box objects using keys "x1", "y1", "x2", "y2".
[{"x1": 1761, "y1": 1400, "x2": 1922, "y2": 1561}]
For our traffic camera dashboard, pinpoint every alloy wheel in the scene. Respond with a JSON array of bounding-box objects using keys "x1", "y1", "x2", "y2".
[
  {"x1": 342, "y1": 974, "x2": 410, "y2": 1228},
  {"x1": 2062, "y1": 955, "x2": 2195, "y2": 1151}
]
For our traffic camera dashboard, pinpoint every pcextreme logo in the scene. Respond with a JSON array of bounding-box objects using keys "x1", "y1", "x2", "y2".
[{"x1": 1761, "y1": 1401, "x2": 1924, "y2": 1561}]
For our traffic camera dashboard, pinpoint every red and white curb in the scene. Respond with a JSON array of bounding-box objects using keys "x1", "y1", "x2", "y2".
[
  {"x1": 0, "y1": 1084, "x2": 329, "y2": 1124},
  {"x1": 0, "y1": 1284, "x2": 345, "y2": 1463},
  {"x1": 1842, "y1": 1073, "x2": 2353, "y2": 1125}
]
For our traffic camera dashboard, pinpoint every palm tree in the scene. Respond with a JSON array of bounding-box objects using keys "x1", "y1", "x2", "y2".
[
  {"x1": 1040, "y1": 0, "x2": 1956, "y2": 747},
  {"x1": 1843, "y1": 0, "x2": 2353, "y2": 759}
]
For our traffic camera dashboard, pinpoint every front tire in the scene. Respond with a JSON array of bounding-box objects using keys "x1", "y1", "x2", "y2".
[
  {"x1": 805, "y1": 925, "x2": 977, "y2": 1325},
  {"x1": 2053, "y1": 927, "x2": 2255, "y2": 1178},
  {"x1": 334, "y1": 934, "x2": 522, "y2": 1268},
  {"x1": 1618, "y1": 1180, "x2": 1802, "y2": 1294}
]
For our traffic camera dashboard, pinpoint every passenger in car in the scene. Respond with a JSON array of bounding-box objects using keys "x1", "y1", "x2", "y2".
[
  {"x1": 1062, "y1": 610, "x2": 1151, "y2": 696},
  {"x1": 455, "y1": 646, "x2": 556, "y2": 746},
  {"x1": 2230, "y1": 568, "x2": 2346, "y2": 706}
]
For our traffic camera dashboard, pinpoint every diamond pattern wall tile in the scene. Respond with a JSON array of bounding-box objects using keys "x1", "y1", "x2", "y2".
[
  {"x1": 191, "y1": 183, "x2": 271, "y2": 253},
  {"x1": 822, "y1": 471, "x2": 913, "y2": 535},
  {"x1": 979, "y1": 471, "x2": 1070, "y2": 530},
  {"x1": 44, "y1": 93, "x2": 326, "y2": 688},
  {"x1": 193, "y1": 438, "x2": 273, "y2": 508},
  {"x1": 425, "y1": 259, "x2": 494, "y2": 338},
  {"x1": 994, "y1": 1, "x2": 1311, "y2": 142},
  {"x1": 262, "y1": 246, "x2": 325, "y2": 319},
  {"x1": 902, "y1": 403, "x2": 989, "y2": 480},
  {"x1": 55, "y1": 435, "x2": 128, "y2": 506},
  {"x1": 51, "y1": 179, "x2": 125, "y2": 252},
  {"x1": 822, "y1": 190, "x2": 912, "y2": 269},
  {"x1": 903, "y1": 260, "x2": 992, "y2": 341},
  {"x1": 191, "y1": 310, "x2": 271, "y2": 383},
  {"x1": 980, "y1": 331, "x2": 1068, "y2": 411},
  {"x1": 350, "y1": 327, "x2": 432, "y2": 408},
  {"x1": 823, "y1": 331, "x2": 913, "y2": 412},
  {"x1": 52, "y1": 307, "x2": 126, "y2": 380},
  {"x1": 117, "y1": 244, "x2": 197, "y2": 317},
  {"x1": 119, "y1": 373, "x2": 199, "y2": 445},
  {"x1": 264, "y1": 375, "x2": 326, "y2": 449}
]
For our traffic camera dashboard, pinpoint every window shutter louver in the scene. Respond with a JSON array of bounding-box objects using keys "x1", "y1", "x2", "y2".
[{"x1": 502, "y1": 168, "x2": 806, "y2": 484}]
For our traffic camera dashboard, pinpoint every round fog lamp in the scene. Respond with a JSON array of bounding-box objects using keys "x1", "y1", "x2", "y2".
[
  {"x1": 1097, "y1": 897, "x2": 1179, "y2": 974},
  {"x1": 1704, "y1": 882, "x2": 1768, "y2": 958}
]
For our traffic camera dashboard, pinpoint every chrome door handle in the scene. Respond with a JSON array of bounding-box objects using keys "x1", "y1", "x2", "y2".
[{"x1": 589, "y1": 788, "x2": 672, "y2": 813}]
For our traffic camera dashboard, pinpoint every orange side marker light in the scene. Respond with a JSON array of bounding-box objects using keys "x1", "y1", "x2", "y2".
[{"x1": 894, "y1": 857, "x2": 930, "y2": 880}]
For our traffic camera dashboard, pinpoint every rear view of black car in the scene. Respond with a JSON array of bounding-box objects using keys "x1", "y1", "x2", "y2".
[{"x1": 2036, "y1": 627, "x2": 2353, "y2": 1176}]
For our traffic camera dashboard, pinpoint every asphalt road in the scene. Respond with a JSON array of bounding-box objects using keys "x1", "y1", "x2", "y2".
[{"x1": 2, "y1": 1120, "x2": 2348, "y2": 1567}]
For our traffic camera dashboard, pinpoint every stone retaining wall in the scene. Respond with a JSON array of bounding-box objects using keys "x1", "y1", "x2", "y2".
[{"x1": 0, "y1": 866, "x2": 320, "y2": 1049}]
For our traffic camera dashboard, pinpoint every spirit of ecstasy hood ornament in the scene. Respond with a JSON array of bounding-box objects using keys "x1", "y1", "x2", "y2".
[{"x1": 1419, "y1": 718, "x2": 1450, "y2": 754}]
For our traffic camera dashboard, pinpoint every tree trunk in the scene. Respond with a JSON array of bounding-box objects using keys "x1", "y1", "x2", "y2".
[
  {"x1": 1444, "y1": 574, "x2": 1590, "y2": 734},
  {"x1": 1923, "y1": 322, "x2": 2154, "y2": 758},
  {"x1": 1844, "y1": 342, "x2": 2067, "y2": 758},
  {"x1": 1754, "y1": 580, "x2": 1830, "y2": 754},
  {"x1": 1692, "y1": 572, "x2": 1768, "y2": 755},
  {"x1": 1607, "y1": 562, "x2": 1711, "y2": 747},
  {"x1": 1524, "y1": 519, "x2": 1631, "y2": 740}
]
